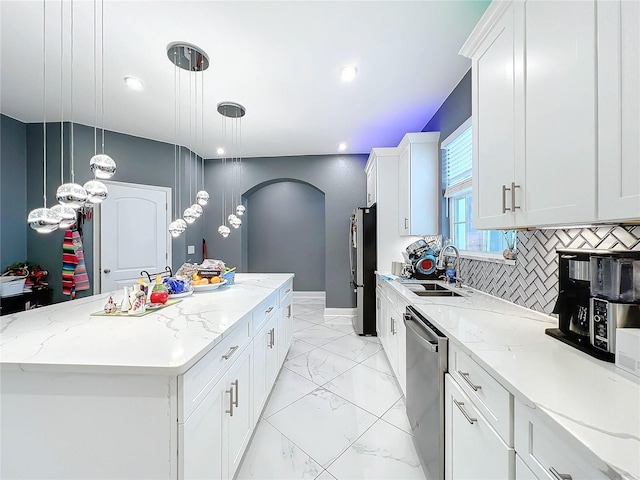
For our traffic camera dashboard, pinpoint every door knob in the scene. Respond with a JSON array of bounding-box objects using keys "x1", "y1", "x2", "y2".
[{"x1": 103, "y1": 268, "x2": 111, "y2": 274}]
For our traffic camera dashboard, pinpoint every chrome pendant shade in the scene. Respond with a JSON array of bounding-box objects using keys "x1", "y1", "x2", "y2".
[
  {"x1": 235, "y1": 204, "x2": 245, "y2": 216},
  {"x1": 56, "y1": 183, "x2": 88, "y2": 209},
  {"x1": 218, "y1": 225, "x2": 231, "y2": 238},
  {"x1": 196, "y1": 190, "x2": 209, "y2": 206},
  {"x1": 51, "y1": 204, "x2": 77, "y2": 229},
  {"x1": 28, "y1": 208, "x2": 61, "y2": 234},
  {"x1": 89, "y1": 154, "x2": 117, "y2": 179},
  {"x1": 83, "y1": 180, "x2": 108, "y2": 204}
]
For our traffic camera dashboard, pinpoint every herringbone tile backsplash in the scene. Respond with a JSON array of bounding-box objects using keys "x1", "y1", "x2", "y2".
[{"x1": 458, "y1": 226, "x2": 640, "y2": 314}]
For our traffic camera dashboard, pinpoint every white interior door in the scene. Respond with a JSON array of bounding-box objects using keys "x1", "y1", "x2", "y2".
[{"x1": 99, "y1": 182, "x2": 171, "y2": 293}]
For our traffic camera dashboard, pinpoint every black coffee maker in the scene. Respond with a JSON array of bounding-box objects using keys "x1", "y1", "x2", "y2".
[{"x1": 546, "y1": 249, "x2": 613, "y2": 361}]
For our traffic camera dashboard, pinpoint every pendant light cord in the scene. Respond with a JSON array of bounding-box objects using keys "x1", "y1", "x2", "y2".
[
  {"x1": 42, "y1": 0, "x2": 47, "y2": 208},
  {"x1": 100, "y1": 0, "x2": 105, "y2": 154},
  {"x1": 60, "y1": 0, "x2": 64, "y2": 185},
  {"x1": 93, "y1": 0, "x2": 97, "y2": 156},
  {"x1": 174, "y1": 60, "x2": 178, "y2": 218},
  {"x1": 70, "y1": 0, "x2": 75, "y2": 183}
]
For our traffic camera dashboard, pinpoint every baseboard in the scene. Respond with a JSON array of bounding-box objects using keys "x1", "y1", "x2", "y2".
[
  {"x1": 293, "y1": 291, "x2": 326, "y2": 300},
  {"x1": 324, "y1": 307, "x2": 356, "y2": 316}
]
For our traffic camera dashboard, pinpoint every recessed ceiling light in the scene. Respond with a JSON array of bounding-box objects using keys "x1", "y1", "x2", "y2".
[
  {"x1": 217, "y1": 147, "x2": 225, "y2": 155},
  {"x1": 124, "y1": 76, "x2": 144, "y2": 91},
  {"x1": 340, "y1": 65, "x2": 357, "y2": 82},
  {"x1": 339, "y1": 142, "x2": 347, "y2": 151}
]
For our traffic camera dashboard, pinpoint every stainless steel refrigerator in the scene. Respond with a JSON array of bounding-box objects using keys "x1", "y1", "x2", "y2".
[{"x1": 349, "y1": 206, "x2": 377, "y2": 336}]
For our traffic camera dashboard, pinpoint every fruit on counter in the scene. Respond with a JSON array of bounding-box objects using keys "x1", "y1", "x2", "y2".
[
  {"x1": 193, "y1": 278, "x2": 209, "y2": 286},
  {"x1": 210, "y1": 276, "x2": 221, "y2": 284}
]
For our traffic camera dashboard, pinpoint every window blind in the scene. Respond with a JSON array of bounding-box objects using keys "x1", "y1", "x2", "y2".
[{"x1": 442, "y1": 123, "x2": 472, "y2": 197}]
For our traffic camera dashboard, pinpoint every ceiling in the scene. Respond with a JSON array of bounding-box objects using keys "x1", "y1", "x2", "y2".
[{"x1": 0, "y1": 1, "x2": 489, "y2": 159}]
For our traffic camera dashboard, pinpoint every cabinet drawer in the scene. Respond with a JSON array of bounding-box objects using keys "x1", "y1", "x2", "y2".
[
  {"x1": 515, "y1": 400, "x2": 608, "y2": 480},
  {"x1": 179, "y1": 314, "x2": 251, "y2": 422},
  {"x1": 450, "y1": 344, "x2": 513, "y2": 445},
  {"x1": 278, "y1": 279, "x2": 293, "y2": 305},
  {"x1": 253, "y1": 291, "x2": 278, "y2": 333},
  {"x1": 445, "y1": 374, "x2": 514, "y2": 480}
]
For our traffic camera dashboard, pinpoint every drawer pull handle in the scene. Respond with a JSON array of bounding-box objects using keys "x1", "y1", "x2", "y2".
[
  {"x1": 222, "y1": 345, "x2": 239, "y2": 360},
  {"x1": 453, "y1": 399, "x2": 477, "y2": 425},
  {"x1": 549, "y1": 467, "x2": 572, "y2": 480},
  {"x1": 287, "y1": 305, "x2": 292, "y2": 318},
  {"x1": 232, "y1": 379, "x2": 239, "y2": 408},
  {"x1": 391, "y1": 317, "x2": 396, "y2": 335},
  {"x1": 285, "y1": 288, "x2": 291, "y2": 293},
  {"x1": 502, "y1": 184, "x2": 511, "y2": 213},
  {"x1": 265, "y1": 306, "x2": 274, "y2": 314},
  {"x1": 268, "y1": 328, "x2": 275, "y2": 348},
  {"x1": 458, "y1": 370, "x2": 482, "y2": 391},
  {"x1": 225, "y1": 385, "x2": 234, "y2": 416}
]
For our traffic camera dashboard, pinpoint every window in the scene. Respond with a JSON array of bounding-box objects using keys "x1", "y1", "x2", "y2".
[{"x1": 442, "y1": 118, "x2": 510, "y2": 255}]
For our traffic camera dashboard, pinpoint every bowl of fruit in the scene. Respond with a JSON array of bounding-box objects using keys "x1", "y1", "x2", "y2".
[{"x1": 191, "y1": 270, "x2": 227, "y2": 291}]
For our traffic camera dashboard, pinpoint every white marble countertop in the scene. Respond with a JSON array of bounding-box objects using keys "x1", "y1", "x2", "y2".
[
  {"x1": 379, "y1": 274, "x2": 640, "y2": 480},
  {"x1": 0, "y1": 273, "x2": 293, "y2": 375}
]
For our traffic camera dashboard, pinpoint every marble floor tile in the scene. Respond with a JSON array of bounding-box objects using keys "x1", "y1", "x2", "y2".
[
  {"x1": 296, "y1": 311, "x2": 326, "y2": 325},
  {"x1": 293, "y1": 325, "x2": 348, "y2": 346},
  {"x1": 326, "y1": 419, "x2": 425, "y2": 480},
  {"x1": 321, "y1": 334, "x2": 383, "y2": 363},
  {"x1": 321, "y1": 316, "x2": 356, "y2": 334},
  {"x1": 323, "y1": 363, "x2": 402, "y2": 417},
  {"x1": 283, "y1": 347, "x2": 357, "y2": 385},
  {"x1": 293, "y1": 318, "x2": 317, "y2": 333},
  {"x1": 236, "y1": 419, "x2": 323, "y2": 480},
  {"x1": 381, "y1": 397, "x2": 412, "y2": 435},
  {"x1": 267, "y1": 387, "x2": 377, "y2": 467},
  {"x1": 360, "y1": 349, "x2": 394, "y2": 376},
  {"x1": 285, "y1": 338, "x2": 318, "y2": 361},
  {"x1": 262, "y1": 367, "x2": 319, "y2": 418}
]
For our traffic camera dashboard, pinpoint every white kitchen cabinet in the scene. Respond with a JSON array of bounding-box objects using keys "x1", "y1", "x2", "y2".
[
  {"x1": 253, "y1": 310, "x2": 279, "y2": 420},
  {"x1": 597, "y1": 0, "x2": 640, "y2": 222},
  {"x1": 278, "y1": 289, "x2": 293, "y2": 365},
  {"x1": 445, "y1": 374, "x2": 515, "y2": 480},
  {"x1": 515, "y1": 399, "x2": 608, "y2": 480},
  {"x1": 378, "y1": 280, "x2": 406, "y2": 392},
  {"x1": 395, "y1": 296, "x2": 407, "y2": 396},
  {"x1": 462, "y1": 0, "x2": 599, "y2": 229},
  {"x1": 397, "y1": 132, "x2": 441, "y2": 236},
  {"x1": 365, "y1": 155, "x2": 377, "y2": 207},
  {"x1": 181, "y1": 343, "x2": 253, "y2": 480}
]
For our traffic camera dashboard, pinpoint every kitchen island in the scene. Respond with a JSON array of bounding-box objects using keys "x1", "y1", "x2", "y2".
[
  {"x1": 380, "y1": 275, "x2": 639, "y2": 480},
  {"x1": 0, "y1": 273, "x2": 294, "y2": 479}
]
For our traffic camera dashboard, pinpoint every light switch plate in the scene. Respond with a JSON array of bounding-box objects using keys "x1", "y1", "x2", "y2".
[{"x1": 187, "y1": 245, "x2": 195, "y2": 254}]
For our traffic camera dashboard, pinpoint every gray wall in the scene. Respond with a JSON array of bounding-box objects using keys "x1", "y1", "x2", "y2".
[
  {"x1": 0, "y1": 115, "x2": 28, "y2": 271},
  {"x1": 21, "y1": 121, "x2": 203, "y2": 304},
  {"x1": 203, "y1": 154, "x2": 367, "y2": 308},
  {"x1": 246, "y1": 180, "x2": 326, "y2": 292}
]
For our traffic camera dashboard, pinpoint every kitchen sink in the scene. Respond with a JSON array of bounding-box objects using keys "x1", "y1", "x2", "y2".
[{"x1": 411, "y1": 290, "x2": 462, "y2": 297}]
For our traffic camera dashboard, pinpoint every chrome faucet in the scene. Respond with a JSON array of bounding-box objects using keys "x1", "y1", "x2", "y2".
[{"x1": 437, "y1": 244, "x2": 463, "y2": 287}]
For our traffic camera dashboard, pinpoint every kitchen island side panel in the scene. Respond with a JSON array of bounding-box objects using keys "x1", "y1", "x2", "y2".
[{"x1": 0, "y1": 371, "x2": 178, "y2": 480}]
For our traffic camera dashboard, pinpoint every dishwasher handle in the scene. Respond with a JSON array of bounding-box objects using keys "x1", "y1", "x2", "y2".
[{"x1": 404, "y1": 315, "x2": 438, "y2": 353}]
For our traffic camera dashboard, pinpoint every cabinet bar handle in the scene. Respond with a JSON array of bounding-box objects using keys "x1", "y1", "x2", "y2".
[
  {"x1": 268, "y1": 328, "x2": 275, "y2": 348},
  {"x1": 404, "y1": 218, "x2": 408, "y2": 229},
  {"x1": 232, "y1": 379, "x2": 239, "y2": 408},
  {"x1": 265, "y1": 306, "x2": 274, "y2": 314},
  {"x1": 222, "y1": 345, "x2": 239, "y2": 360},
  {"x1": 502, "y1": 184, "x2": 511, "y2": 213},
  {"x1": 391, "y1": 317, "x2": 396, "y2": 335},
  {"x1": 368, "y1": 193, "x2": 372, "y2": 202},
  {"x1": 287, "y1": 304, "x2": 292, "y2": 318},
  {"x1": 457, "y1": 370, "x2": 482, "y2": 391},
  {"x1": 453, "y1": 399, "x2": 477, "y2": 425},
  {"x1": 549, "y1": 467, "x2": 572, "y2": 480},
  {"x1": 225, "y1": 386, "x2": 234, "y2": 416},
  {"x1": 511, "y1": 182, "x2": 521, "y2": 211}
]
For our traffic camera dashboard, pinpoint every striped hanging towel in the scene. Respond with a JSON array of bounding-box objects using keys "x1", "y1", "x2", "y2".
[
  {"x1": 62, "y1": 230, "x2": 78, "y2": 296},
  {"x1": 72, "y1": 230, "x2": 90, "y2": 292}
]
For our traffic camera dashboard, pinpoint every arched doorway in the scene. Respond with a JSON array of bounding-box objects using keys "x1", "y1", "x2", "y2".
[{"x1": 246, "y1": 180, "x2": 325, "y2": 292}]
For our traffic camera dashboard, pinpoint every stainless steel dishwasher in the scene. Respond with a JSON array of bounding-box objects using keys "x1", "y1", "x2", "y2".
[{"x1": 404, "y1": 305, "x2": 448, "y2": 480}]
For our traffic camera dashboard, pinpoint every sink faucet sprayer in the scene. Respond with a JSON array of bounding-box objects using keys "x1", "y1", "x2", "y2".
[{"x1": 437, "y1": 244, "x2": 463, "y2": 287}]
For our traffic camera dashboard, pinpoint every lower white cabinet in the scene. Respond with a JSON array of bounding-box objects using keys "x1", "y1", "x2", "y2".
[
  {"x1": 278, "y1": 291, "x2": 293, "y2": 365},
  {"x1": 180, "y1": 343, "x2": 253, "y2": 480},
  {"x1": 445, "y1": 374, "x2": 515, "y2": 480},
  {"x1": 253, "y1": 310, "x2": 280, "y2": 420},
  {"x1": 515, "y1": 454, "x2": 538, "y2": 480},
  {"x1": 515, "y1": 400, "x2": 608, "y2": 480},
  {"x1": 377, "y1": 280, "x2": 407, "y2": 396}
]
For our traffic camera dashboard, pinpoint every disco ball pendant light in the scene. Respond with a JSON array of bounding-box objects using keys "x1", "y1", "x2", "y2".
[
  {"x1": 236, "y1": 204, "x2": 245, "y2": 216},
  {"x1": 27, "y1": 3, "x2": 60, "y2": 234},
  {"x1": 191, "y1": 203, "x2": 203, "y2": 217},
  {"x1": 196, "y1": 190, "x2": 209, "y2": 206},
  {"x1": 218, "y1": 225, "x2": 231, "y2": 238}
]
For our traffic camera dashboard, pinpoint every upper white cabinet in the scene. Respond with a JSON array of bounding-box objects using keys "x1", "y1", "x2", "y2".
[
  {"x1": 397, "y1": 132, "x2": 441, "y2": 236},
  {"x1": 461, "y1": 0, "x2": 635, "y2": 229},
  {"x1": 597, "y1": 0, "x2": 640, "y2": 222},
  {"x1": 365, "y1": 156, "x2": 377, "y2": 207}
]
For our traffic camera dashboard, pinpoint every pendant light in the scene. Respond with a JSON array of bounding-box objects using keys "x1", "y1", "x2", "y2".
[
  {"x1": 55, "y1": 0, "x2": 88, "y2": 211},
  {"x1": 88, "y1": 0, "x2": 116, "y2": 182},
  {"x1": 83, "y1": 0, "x2": 109, "y2": 204},
  {"x1": 28, "y1": 0, "x2": 62, "y2": 233},
  {"x1": 217, "y1": 101, "x2": 246, "y2": 236}
]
